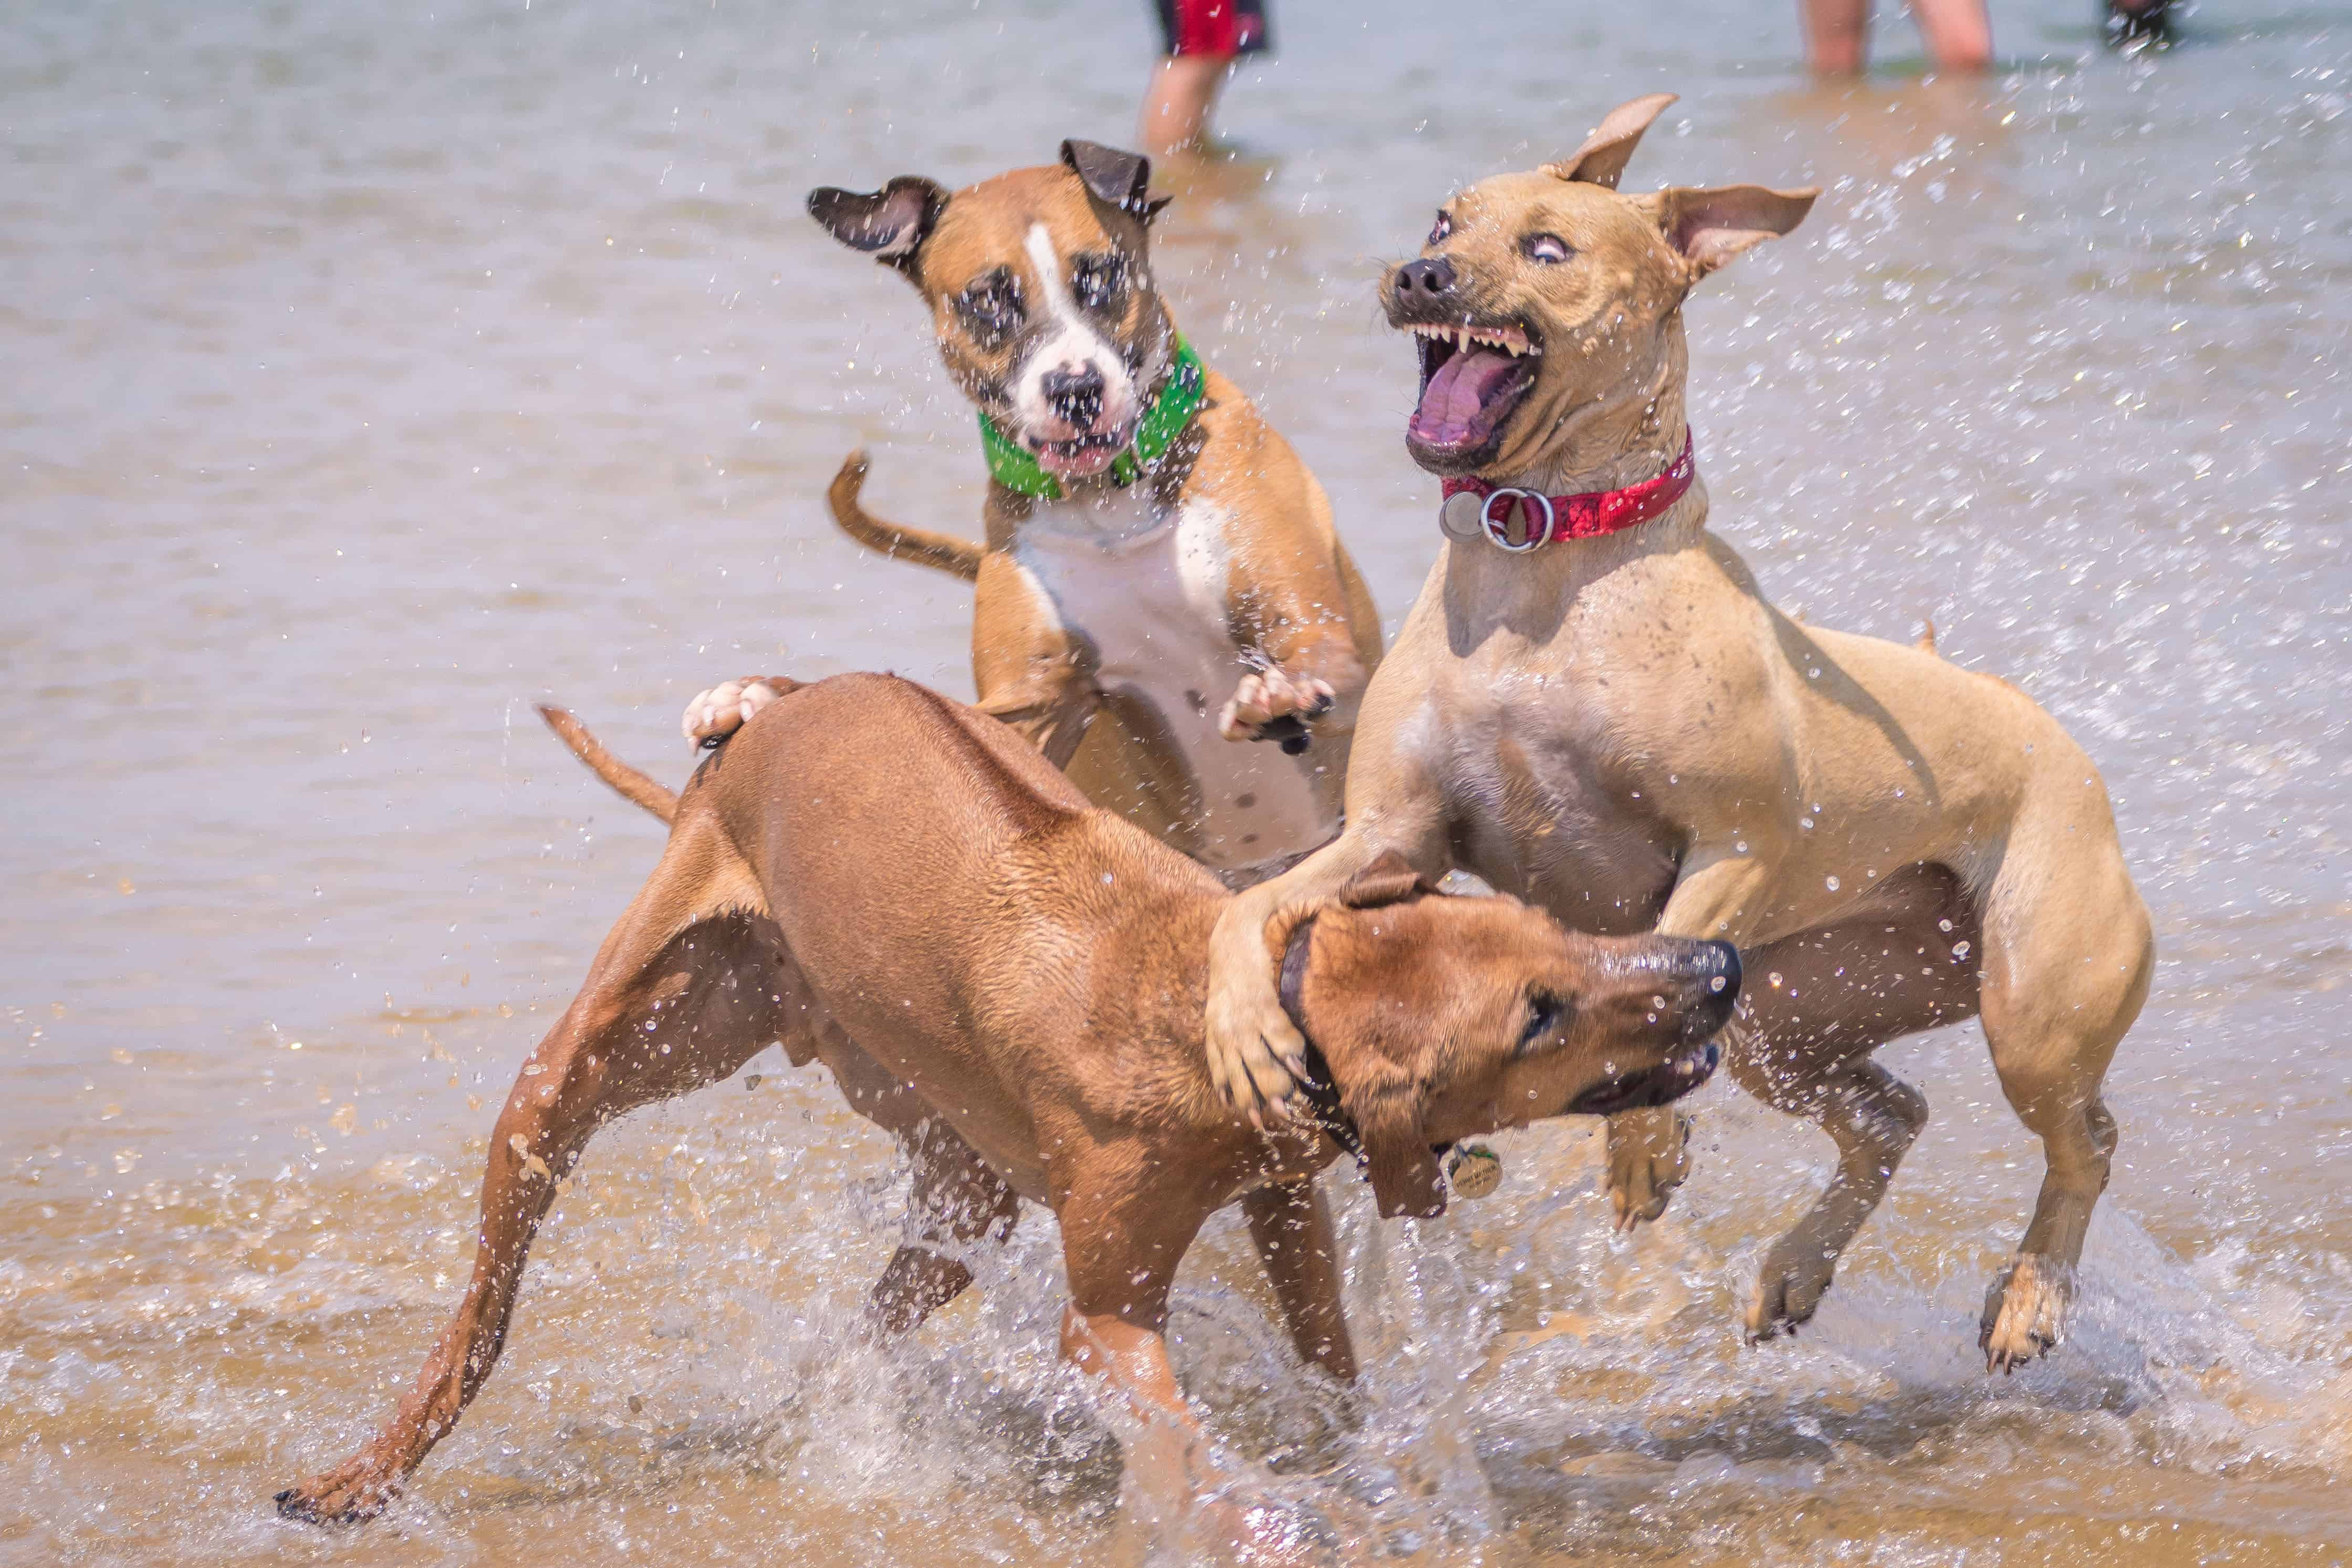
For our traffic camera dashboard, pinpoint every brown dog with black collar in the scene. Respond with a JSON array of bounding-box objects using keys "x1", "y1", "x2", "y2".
[
  {"x1": 1204, "y1": 95, "x2": 2154, "y2": 1372},
  {"x1": 685, "y1": 142, "x2": 1380, "y2": 886},
  {"x1": 273, "y1": 673, "x2": 1738, "y2": 1543}
]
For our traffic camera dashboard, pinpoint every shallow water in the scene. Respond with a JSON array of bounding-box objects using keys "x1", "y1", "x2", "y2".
[{"x1": 5, "y1": 0, "x2": 2350, "y2": 1561}]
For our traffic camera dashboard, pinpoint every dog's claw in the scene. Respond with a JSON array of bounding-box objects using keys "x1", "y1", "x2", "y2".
[
  {"x1": 1979, "y1": 1253, "x2": 2071, "y2": 1373},
  {"x1": 1219, "y1": 672, "x2": 1337, "y2": 748},
  {"x1": 1604, "y1": 1110, "x2": 1690, "y2": 1231},
  {"x1": 1744, "y1": 1233, "x2": 1837, "y2": 1342},
  {"x1": 274, "y1": 1462, "x2": 401, "y2": 1526}
]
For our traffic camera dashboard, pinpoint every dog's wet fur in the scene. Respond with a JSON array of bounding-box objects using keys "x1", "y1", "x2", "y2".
[
  {"x1": 275, "y1": 674, "x2": 1736, "y2": 1544},
  {"x1": 1206, "y1": 92, "x2": 2153, "y2": 1372}
]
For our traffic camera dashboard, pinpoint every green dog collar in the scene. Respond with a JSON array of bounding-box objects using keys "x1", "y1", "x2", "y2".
[{"x1": 980, "y1": 337, "x2": 1204, "y2": 500}]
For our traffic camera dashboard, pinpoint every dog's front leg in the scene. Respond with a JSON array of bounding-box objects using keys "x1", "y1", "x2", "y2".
[
  {"x1": 1058, "y1": 1172, "x2": 1214, "y2": 1489},
  {"x1": 1058, "y1": 1170, "x2": 1330, "y2": 1563},
  {"x1": 1205, "y1": 831, "x2": 1392, "y2": 1115},
  {"x1": 1241, "y1": 1177, "x2": 1357, "y2": 1382},
  {"x1": 1218, "y1": 581, "x2": 1371, "y2": 752},
  {"x1": 1606, "y1": 849, "x2": 1780, "y2": 1229},
  {"x1": 1205, "y1": 790, "x2": 1450, "y2": 1117},
  {"x1": 681, "y1": 674, "x2": 802, "y2": 746},
  {"x1": 970, "y1": 551, "x2": 1103, "y2": 769},
  {"x1": 1056, "y1": 1168, "x2": 1206, "y2": 1435}
]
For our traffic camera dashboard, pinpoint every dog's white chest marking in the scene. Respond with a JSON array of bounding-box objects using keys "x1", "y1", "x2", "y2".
[{"x1": 1015, "y1": 494, "x2": 1331, "y2": 868}]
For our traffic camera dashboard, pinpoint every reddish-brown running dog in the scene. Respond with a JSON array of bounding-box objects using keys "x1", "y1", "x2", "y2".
[{"x1": 275, "y1": 673, "x2": 1738, "y2": 1546}]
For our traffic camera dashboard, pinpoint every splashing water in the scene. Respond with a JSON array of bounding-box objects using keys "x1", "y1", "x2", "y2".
[{"x1": 5, "y1": 0, "x2": 2349, "y2": 1562}]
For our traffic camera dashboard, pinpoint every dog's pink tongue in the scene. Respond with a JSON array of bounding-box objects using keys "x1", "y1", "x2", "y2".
[{"x1": 1409, "y1": 347, "x2": 1520, "y2": 448}]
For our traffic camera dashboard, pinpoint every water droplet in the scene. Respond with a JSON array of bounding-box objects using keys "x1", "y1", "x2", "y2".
[{"x1": 1825, "y1": 875, "x2": 1841, "y2": 891}]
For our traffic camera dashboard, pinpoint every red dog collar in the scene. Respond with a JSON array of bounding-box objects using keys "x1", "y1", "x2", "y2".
[{"x1": 1440, "y1": 432, "x2": 1695, "y2": 551}]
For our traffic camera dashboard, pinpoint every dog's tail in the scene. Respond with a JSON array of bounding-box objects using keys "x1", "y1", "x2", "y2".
[
  {"x1": 536, "y1": 704, "x2": 678, "y2": 824},
  {"x1": 1916, "y1": 618, "x2": 1938, "y2": 655},
  {"x1": 830, "y1": 450, "x2": 984, "y2": 582}
]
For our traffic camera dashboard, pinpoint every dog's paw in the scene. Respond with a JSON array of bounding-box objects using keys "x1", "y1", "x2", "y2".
[
  {"x1": 1219, "y1": 670, "x2": 1336, "y2": 750},
  {"x1": 1604, "y1": 1109, "x2": 1691, "y2": 1232},
  {"x1": 1980, "y1": 1252, "x2": 2072, "y2": 1373},
  {"x1": 1744, "y1": 1235, "x2": 1837, "y2": 1343},
  {"x1": 274, "y1": 1456, "x2": 401, "y2": 1525},
  {"x1": 681, "y1": 678, "x2": 783, "y2": 747},
  {"x1": 1204, "y1": 976, "x2": 1305, "y2": 1124}
]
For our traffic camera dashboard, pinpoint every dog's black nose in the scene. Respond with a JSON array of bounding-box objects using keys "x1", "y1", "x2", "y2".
[
  {"x1": 1042, "y1": 364, "x2": 1105, "y2": 429},
  {"x1": 1396, "y1": 255, "x2": 1457, "y2": 300}
]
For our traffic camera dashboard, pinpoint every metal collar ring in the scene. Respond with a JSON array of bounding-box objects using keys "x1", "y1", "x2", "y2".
[{"x1": 1480, "y1": 487, "x2": 1554, "y2": 551}]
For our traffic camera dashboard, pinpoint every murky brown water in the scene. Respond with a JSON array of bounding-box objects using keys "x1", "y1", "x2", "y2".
[{"x1": 7, "y1": 0, "x2": 2351, "y2": 1562}]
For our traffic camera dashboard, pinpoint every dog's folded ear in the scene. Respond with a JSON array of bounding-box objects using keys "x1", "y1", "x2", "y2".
[
  {"x1": 808, "y1": 176, "x2": 948, "y2": 276},
  {"x1": 1343, "y1": 1071, "x2": 1449, "y2": 1220},
  {"x1": 1061, "y1": 140, "x2": 1158, "y2": 221},
  {"x1": 1646, "y1": 183, "x2": 1820, "y2": 276},
  {"x1": 1336, "y1": 849, "x2": 1440, "y2": 910},
  {"x1": 1542, "y1": 92, "x2": 1679, "y2": 190}
]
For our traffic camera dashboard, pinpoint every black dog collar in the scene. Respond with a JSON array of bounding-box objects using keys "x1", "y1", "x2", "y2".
[{"x1": 1274, "y1": 916, "x2": 1367, "y2": 1165}]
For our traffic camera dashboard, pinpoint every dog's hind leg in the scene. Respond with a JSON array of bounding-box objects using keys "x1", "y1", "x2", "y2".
[
  {"x1": 276, "y1": 819, "x2": 796, "y2": 1522},
  {"x1": 871, "y1": 1112, "x2": 1020, "y2": 1334},
  {"x1": 814, "y1": 1029, "x2": 1021, "y2": 1335},
  {"x1": 1733, "y1": 863, "x2": 1980, "y2": 1342},
  {"x1": 1973, "y1": 824, "x2": 2151, "y2": 1372}
]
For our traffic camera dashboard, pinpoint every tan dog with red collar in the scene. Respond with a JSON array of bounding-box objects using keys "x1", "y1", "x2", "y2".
[
  {"x1": 689, "y1": 143, "x2": 1380, "y2": 885},
  {"x1": 1203, "y1": 95, "x2": 2155, "y2": 1372}
]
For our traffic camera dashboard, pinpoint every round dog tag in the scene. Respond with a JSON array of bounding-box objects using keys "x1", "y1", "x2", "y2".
[
  {"x1": 1440, "y1": 491, "x2": 1486, "y2": 540},
  {"x1": 1447, "y1": 1143, "x2": 1503, "y2": 1200}
]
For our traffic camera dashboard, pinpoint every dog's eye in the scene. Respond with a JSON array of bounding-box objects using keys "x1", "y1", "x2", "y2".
[
  {"x1": 1428, "y1": 211, "x2": 1453, "y2": 247},
  {"x1": 1522, "y1": 233, "x2": 1573, "y2": 265},
  {"x1": 1071, "y1": 254, "x2": 1126, "y2": 311},
  {"x1": 1517, "y1": 992, "x2": 1570, "y2": 1053},
  {"x1": 956, "y1": 273, "x2": 1024, "y2": 343}
]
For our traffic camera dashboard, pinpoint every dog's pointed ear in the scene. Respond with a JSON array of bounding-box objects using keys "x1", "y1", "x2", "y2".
[
  {"x1": 1542, "y1": 92, "x2": 1679, "y2": 190},
  {"x1": 1061, "y1": 139, "x2": 1157, "y2": 220},
  {"x1": 1336, "y1": 849, "x2": 1439, "y2": 910},
  {"x1": 808, "y1": 176, "x2": 948, "y2": 277},
  {"x1": 1647, "y1": 183, "x2": 1819, "y2": 276}
]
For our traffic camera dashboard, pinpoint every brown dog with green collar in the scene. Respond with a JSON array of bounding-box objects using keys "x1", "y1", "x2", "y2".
[
  {"x1": 275, "y1": 672, "x2": 1738, "y2": 1539},
  {"x1": 689, "y1": 142, "x2": 1381, "y2": 887},
  {"x1": 1204, "y1": 95, "x2": 2154, "y2": 1371}
]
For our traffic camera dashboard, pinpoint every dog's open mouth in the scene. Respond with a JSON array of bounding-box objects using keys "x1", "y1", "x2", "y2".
[
  {"x1": 1566, "y1": 1038, "x2": 1720, "y2": 1117},
  {"x1": 1027, "y1": 425, "x2": 1134, "y2": 478},
  {"x1": 1403, "y1": 319, "x2": 1542, "y2": 471}
]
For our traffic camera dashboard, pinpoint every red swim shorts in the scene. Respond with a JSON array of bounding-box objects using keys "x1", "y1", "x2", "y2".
[{"x1": 1155, "y1": 0, "x2": 1271, "y2": 58}]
